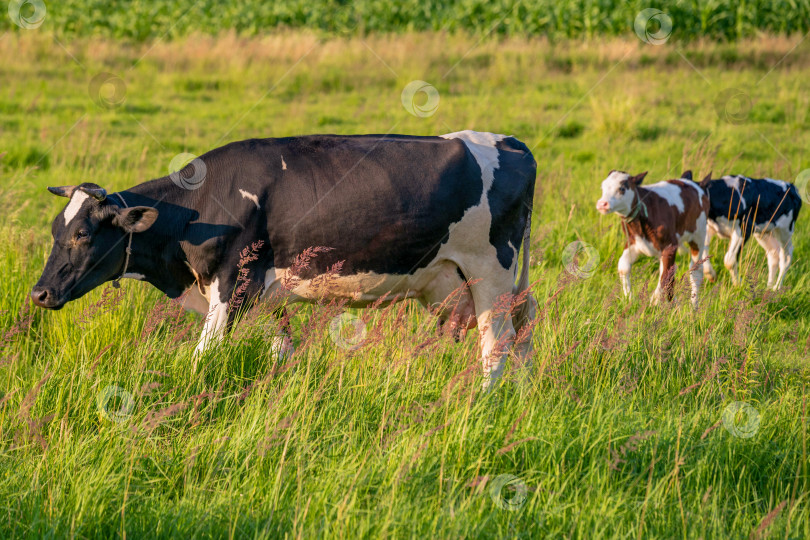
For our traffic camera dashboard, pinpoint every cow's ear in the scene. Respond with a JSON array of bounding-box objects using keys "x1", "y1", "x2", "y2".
[
  {"x1": 48, "y1": 186, "x2": 76, "y2": 198},
  {"x1": 113, "y1": 206, "x2": 159, "y2": 233},
  {"x1": 700, "y1": 171, "x2": 712, "y2": 188},
  {"x1": 79, "y1": 185, "x2": 107, "y2": 201},
  {"x1": 681, "y1": 170, "x2": 693, "y2": 181},
  {"x1": 631, "y1": 172, "x2": 647, "y2": 186}
]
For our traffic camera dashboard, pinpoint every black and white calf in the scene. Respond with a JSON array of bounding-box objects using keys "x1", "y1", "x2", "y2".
[
  {"x1": 700, "y1": 173, "x2": 802, "y2": 290},
  {"x1": 31, "y1": 131, "x2": 537, "y2": 390}
]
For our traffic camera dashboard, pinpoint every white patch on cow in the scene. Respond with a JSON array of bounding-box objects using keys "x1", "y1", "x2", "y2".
[
  {"x1": 645, "y1": 181, "x2": 685, "y2": 212},
  {"x1": 755, "y1": 209, "x2": 793, "y2": 235},
  {"x1": 722, "y1": 175, "x2": 743, "y2": 191},
  {"x1": 63, "y1": 191, "x2": 90, "y2": 225},
  {"x1": 679, "y1": 211, "x2": 707, "y2": 247},
  {"x1": 281, "y1": 156, "x2": 287, "y2": 170},
  {"x1": 193, "y1": 278, "x2": 229, "y2": 359},
  {"x1": 710, "y1": 215, "x2": 736, "y2": 238},
  {"x1": 238, "y1": 188, "x2": 260, "y2": 209},
  {"x1": 633, "y1": 235, "x2": 660, "y2": 257},
  {"x1": 440, "y1": 130, "x2": 507, "y2": 189},
  {"x1": 121, "y1": 272, "x2": 145, "y2": 280},
  {"x1": 771, "y1": 210, "x2": 794, "y2": 233}
]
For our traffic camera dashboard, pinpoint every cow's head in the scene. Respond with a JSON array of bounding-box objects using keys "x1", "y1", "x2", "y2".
[
  {"x1": 30, "y1": 183, "x2": 158, "y2": 309},
  {"x1": 596, "y1": 170, "x2": 647, "y2": 216}
]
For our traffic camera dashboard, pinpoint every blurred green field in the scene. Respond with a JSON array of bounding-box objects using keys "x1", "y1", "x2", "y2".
[
  {"x1": 3, "y1": 0, "x2": 810, "y2": 40},
  {"x1": 1, "y1": 31, "x2": 810, "y2": 538}
]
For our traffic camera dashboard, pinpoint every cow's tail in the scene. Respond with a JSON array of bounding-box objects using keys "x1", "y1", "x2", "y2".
[{"x1": 513, "y1": 206, "x2": 533, "y2": 324}]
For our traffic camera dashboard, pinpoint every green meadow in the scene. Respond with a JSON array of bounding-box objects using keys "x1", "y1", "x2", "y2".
[{"x1": 1, "y1": 29, "x2": 809, "y2": 538}]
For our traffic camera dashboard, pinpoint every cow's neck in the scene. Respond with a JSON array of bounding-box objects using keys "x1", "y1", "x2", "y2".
[
  {"x1": 622, "y1": 188, "x2": 649, "y2": 224},
  {"x1": 117, "y1": 225, "x2": 196, "y2": 298},
  {"x1": 114, "y1": 179, "x2": 199, "y2": 298}
]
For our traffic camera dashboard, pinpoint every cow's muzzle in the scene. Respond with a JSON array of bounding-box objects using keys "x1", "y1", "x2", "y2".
[
  {"x1": 596, "y1": 200, "x2": 611, "y2": 214},
  {"x1": 30, "y1": 286, "x2": 64, "y2": 309}
]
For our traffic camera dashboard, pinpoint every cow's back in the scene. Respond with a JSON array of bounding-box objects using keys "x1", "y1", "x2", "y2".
[{"x1": 203, "y1": 133, "x2": 534, "y2": 276}]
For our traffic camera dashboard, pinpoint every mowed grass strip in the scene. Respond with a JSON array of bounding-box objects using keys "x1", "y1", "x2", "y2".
[{"x1": 0, "y1": 33, "x2": 809, "y2": 538}]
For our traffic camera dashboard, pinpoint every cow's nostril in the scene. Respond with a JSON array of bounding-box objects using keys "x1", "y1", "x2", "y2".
[{"x1": 31, "y1": 288, "x2": 49, "y2": 306}]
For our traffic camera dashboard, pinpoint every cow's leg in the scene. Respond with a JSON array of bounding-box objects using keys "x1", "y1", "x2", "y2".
[
  {"x1": 775, "y1": 235, "x2": 793, "y2": 291},
  {"x1": 689, "y1": 242, "x2": 704, "y2": 309},
  {"x1": 193, "y1": 265, "x2": 267, "y2": 367},
  {"x1": 703, "y1": 224, "x2": 717, "y2": 283},
  {"x1": 652, "y1": 245, "x2": 677, "y2": 305},
  {"x1": 754, "y1": 233, "x2": 780, "y2": 289},
  {"x1": 270, "y1": 306, "x2": 296, "y2": 360},
  {"x1": 511, "y1": 291, "x2": 537, "y2": 368},
  {"x1": 193, "y1": 278, "x2": 231, "y2": 364},
  {"x1": 618, "y1": 247, "x2": 639, "y2": 300},
  {"x1": 261, "y1": 268, "x2": 298, "y2": 359},
  {"x1": 469, "y1": 278, "x2": 517, "y2": 391},
  {"x1": 724, "y1": 226, "x2": 744, "y2": 285}
]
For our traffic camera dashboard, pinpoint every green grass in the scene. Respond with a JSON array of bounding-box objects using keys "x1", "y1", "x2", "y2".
[{"x1": 1, "y1": 32, "x2": 810, "y2": 538}]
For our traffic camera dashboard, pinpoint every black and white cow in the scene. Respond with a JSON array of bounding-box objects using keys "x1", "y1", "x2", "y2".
[
  {"x1": 31, "y1": 131, "x2": 537, "y2": 389},
  {"x1": 699, "y1": 172, "x2": 802, "y2": 290}
]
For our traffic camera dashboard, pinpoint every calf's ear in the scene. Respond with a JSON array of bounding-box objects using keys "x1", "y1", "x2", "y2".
[
  {"x1": 48, "y1": 186, "x2": 77, "y2": 198},
  {"x1": 113, "y1": 206, "x2": 159, "y2": 233},
  {"x1": 700, "y1": 171, "x2": 712, "y2": 188},
  {"x1": 680, "y1": 170, "x2": 693, "y2": 180},
  {"x1": 631, "y1": 171, "x2": 647, "y2": 186}
]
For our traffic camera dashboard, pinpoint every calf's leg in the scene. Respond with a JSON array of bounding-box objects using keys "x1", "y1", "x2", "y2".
[
  {"x1": 652, "y1": 245, "x2": 677, "y2": 305},
  {"x1": 689, "y1": 242, "x2": 704, "y2": 309},
  {"x1": 618, "y1": 247, "x2": 639, "y2": 300},
  {"x1": 724, "y1": 226, "x2": 744, "y2": 285},
  {"x1": 754, "y1": 233, "x2": 780, "y2": 289},
  {"x1": 774, "y1": 232, "x2": 794, "y2": 291},
  {"x1": 703, "y1": 225, "x2": 717, "y2": 282}
]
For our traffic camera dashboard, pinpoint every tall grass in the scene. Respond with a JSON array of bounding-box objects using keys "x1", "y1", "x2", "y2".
[{"x1": 1, "y1": 33, "x2": 809, "y2": 537}]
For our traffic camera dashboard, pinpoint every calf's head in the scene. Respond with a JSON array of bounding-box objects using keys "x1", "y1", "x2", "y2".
[
  {"x1": 31, "y1": 183, "x2": 158, "y2": 309},
  {"x1": 596, "y1": 171, "x2": 647, "y2": 216}
]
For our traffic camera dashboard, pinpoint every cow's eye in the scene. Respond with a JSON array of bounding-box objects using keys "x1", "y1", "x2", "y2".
[
  {"x1": 618, "y1": 187, "x2": 626, "y2": 195},
  {"x1": 76, "y1": 230, "x2": 89, "y2": 239}
]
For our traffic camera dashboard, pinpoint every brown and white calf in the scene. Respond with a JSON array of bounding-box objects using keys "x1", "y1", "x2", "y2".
[{"x1": 596, "y1": 171, "x2": 709, "y2": 308}]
